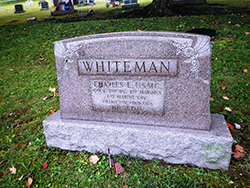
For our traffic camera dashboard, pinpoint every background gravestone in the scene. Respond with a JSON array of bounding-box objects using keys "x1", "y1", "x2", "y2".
[
  {"x1": 14, "y1": 4, "x2": 26, "y2": 13},
  {"x1": 40, "y1": 1, "x2": 50, "y2": 10},
  {"x1": 122, "y1": 0, "x2": 139, "y2": 8},
  {"x1": 43, "y1": 31, "x2": 233, "y2": 170},
  {"x1": 78, "y1": 0, "x2": 94, "y2": 6}
]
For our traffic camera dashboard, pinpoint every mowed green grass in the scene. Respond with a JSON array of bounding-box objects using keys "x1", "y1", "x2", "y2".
[
  {"x1": 0, "y1": 0, "x2": 151, "y2": 26},
  {"x1": 0, "y1": 0, "x2": 250, "y2": 187}
]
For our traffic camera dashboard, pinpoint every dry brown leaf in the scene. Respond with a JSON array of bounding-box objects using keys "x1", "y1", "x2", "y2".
[
  {"x1": 0, "y1": 160, "x2": 3, "y2": 165},
  {"x1": 233, "y1": 152, "x2": 245, "y2": 158},
  {"x1": 9, "y1": 166, "x2": 16, "y2": 174},
  {"x1": 222, "y1": 96, "x2": 229, "y2": 100},
  {"x1": 89, "y1": 155, "x2": 99, "y2": 164},
  {"x1": 234, "y1": 144, "x2": 244, "y2": 153},
  {"x1": 27, "y1": 177, "x2": 33, "y2": 188},
  {"x1": 232, "y1": 144, "x2": 245, "y2": 158}
]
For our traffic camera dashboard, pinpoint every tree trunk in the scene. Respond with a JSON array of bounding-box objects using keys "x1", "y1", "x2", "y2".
[{"x1": 145, "y1": 0, "x2": 174, "y2": 16}]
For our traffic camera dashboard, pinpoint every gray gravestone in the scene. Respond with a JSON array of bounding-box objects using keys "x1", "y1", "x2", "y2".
[
  {"x1": 122, "y1": 0, "x2": 139, "y2": 8},
  {"x1": 40, "y1": 1, "x2": 50, "y2": 10},
  {"x1": 14, "y1": 4, "x2": 26, "y2": 13},
  {"x1": 78, "y1": 0, "x2": 94, "y2": 6},
  {"x1": 43, "y1": 31, "x2": 233, "y2": 170}
]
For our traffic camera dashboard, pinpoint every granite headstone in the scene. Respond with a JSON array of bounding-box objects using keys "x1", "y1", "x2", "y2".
[
  {"x1": 43, "y1": 31, "x2": 233, "y2": 170},
  {"x1": 40, "y1": 1, "x2": 50, "y2": 10},
  {"x1": 14, "y1": 4, "x2": 26, "y2": 13},
  {"x1": 122, "y1": 0, "x2": 139, "y2": 8}
]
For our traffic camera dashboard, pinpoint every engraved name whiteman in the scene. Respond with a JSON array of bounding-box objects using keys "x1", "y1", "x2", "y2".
[{"x1": 78, "y1": 59, "x2": 177, "y2": 76}]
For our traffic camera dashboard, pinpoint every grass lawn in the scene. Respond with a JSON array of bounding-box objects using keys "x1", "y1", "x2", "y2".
[{"x1": 0, "y1": 0, "x2": 250, "y2": 187}]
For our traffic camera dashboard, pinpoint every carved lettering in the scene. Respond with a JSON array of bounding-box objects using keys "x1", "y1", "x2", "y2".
[
  {"x1": 91, "y1": 80, "x2": 165, "y2": 115},
  {"x1": 78, "y1": 59, "x2": 177, "y2": 76}
]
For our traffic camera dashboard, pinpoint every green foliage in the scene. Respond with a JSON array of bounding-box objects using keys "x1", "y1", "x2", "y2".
[{"x1": 0, "y1": 1, "x2": 250, "y2": 187}]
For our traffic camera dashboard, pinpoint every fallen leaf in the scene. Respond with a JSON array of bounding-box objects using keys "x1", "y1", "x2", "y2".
[
  {"x1": 41, "y1": 162, "x2": 48, "y2": 169},
  {"x1": 245, "y1": 32, "x2": 249, "y2": 36},
  {"x1": 9, "y1": 166, "x2": 16, "y2": 174},
  {"x1": 49, "y1": 87, "x2": 56, "y2": 92},
  {"x1": 217, "y1": 106, "x2": 224, "y2": 110},
  {"x1": 123, "y1": 185, "x2": 129, "y2": 188},
  {"x1": 222, "y1": 96, "x2": 229, "y2": 100},
  {"x1": 227, "y1": 122, "x2": 234, "y2": 130},
  {"x1": 17, "y1": 100, "x2": 23, "y2": 103},
  {"x1": 221, "y1": 86, "x2": 226, "y2": 90},
  {"x1": 234, "y1": 144, "x2": 244, "y2": 153},
  {"x1": 49, "y1": 109, "x2": 55, "y2": 116},
  {"x1": 227, "y1": 39, "x2": 231, "y2": 42},
  {"x1": 243, "y1": 69, "x2": 248, "y2": 73},
  {"x1": 240, "y1": 123, "x2": 246, "y2": 128},
  {"x1": 232, "y1": 144, "x2": 245, "y2": 158},
  {"x1": 0, "y1": 160, "x2": 3, "y2": 164},
  {"x1": 0, "y1": 173, "x2": 3, "y2": 178},
  {"x1": 233, "y1": 152, "x2": 245, "y2": 158},
  {"x1": 210, "y1": 97, "x2": 214, "y2": 101},
  {"x1": 89, "y1": 155, "x2": 99, "y2": 164},
  {"x1": 9, "y1": 69, "x2": 13, "y2": 71},
  {"x1": 16, "y1": 143, "x2": 23, "y2": 147},
  {"x1": 235, "y1": 123, "x2": 241, "y2": 129},
  {"x1": 27, "y1": 177, "x2": 33, "y2": 188},
  {"x1": 18, "y1": 175, "x2": 24, "y2": 181},
  {"x1": 225, "y1": 107, "x2": 232, "y2": 112},
  {"x1": 220, "y1": 79, "x2": 225, "y2": 82}
]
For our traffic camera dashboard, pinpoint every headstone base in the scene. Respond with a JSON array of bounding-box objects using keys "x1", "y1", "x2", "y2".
[
  {"x1": 43, "y1": 111, "x2": 233, "y2": 170},
  {"x1": 41, "y1": 7, "x2": 50, "y2": 11}
]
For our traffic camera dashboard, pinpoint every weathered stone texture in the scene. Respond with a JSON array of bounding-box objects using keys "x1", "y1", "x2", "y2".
[{"x1": 44, "y1": 111, "x2": 233, "y2": 170}]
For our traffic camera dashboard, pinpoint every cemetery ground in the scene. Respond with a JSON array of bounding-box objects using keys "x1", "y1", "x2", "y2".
[{"x1": 0, "y1": 0, "x2": 250, "y2": 187}]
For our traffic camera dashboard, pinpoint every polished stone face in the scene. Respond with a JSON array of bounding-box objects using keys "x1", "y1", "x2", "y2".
[{"x1": 54, "y1": 31, "x2": 211, "y2": 130}]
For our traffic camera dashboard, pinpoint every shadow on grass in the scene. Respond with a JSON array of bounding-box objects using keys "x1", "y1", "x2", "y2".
[{"x1": 56, "y1": 3, "x2": 250, "y2": 23}]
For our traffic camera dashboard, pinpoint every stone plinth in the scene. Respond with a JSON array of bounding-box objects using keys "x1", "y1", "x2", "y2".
[{"x1": 43, "y1": 111, "x2": 233, "y2": 170}]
